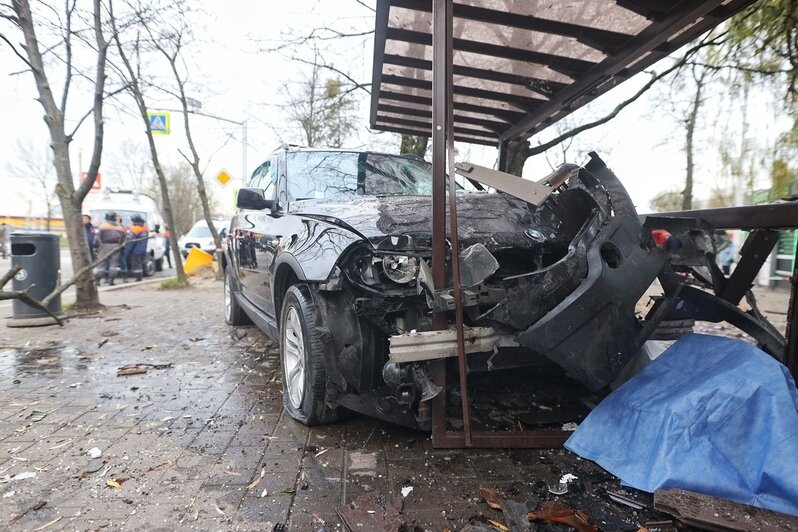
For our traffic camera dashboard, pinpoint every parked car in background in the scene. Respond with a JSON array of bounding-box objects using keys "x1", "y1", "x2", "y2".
[
  {"x1": 86, "y1": 188, "x2": 167, "y2": 276},
  {"x1": 178, "y1": 219, "x2": 229, "y2": 257}
]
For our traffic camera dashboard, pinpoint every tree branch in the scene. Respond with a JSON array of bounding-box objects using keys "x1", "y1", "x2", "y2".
[{"x1": 527, "y1": 34, "x2": 727, "y2": 157}]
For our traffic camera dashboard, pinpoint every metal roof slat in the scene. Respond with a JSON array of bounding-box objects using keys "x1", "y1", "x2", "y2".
[
  {"x1": 382, "y1": 53, "x2": 568, "y2": 98},
  {"x1": 499, "y1": 0, "x2": 753, "y2": 140},
  {"x1": 379, "y1": 89, "x2": 527, "y2": 122},
  {"x1": 378, "y1": 103, "x2": 509, "y2": 131},
  {"x1": 392, "y1": 0, "x2": 635, "y2": 55},
  {"x1": 385, "y1": 27, "x2": 599, "y2": 78},
  {"x1": 380, "y1": 73, "x2": 544, "y2": 111}
]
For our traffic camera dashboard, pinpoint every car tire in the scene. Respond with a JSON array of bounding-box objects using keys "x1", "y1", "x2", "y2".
[
  {"x1": 224, "y1": 268, "x2": 252, "y2": 326},
  {"x1": 143, "y1": 257, "x2": 156, "y2": 277},
  {"x1": 280, "y1": 284, "x2": 344, "y2": 426},
  {"x1": 155, "y1": 258, "x2": 163, "y2": 272}
]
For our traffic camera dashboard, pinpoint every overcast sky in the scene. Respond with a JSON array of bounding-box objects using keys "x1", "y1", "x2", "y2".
[{"x1": 0, "y1": 0, "x2": 789, "y2": 219}]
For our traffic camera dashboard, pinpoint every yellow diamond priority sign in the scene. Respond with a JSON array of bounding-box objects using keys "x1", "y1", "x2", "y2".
[{"x1": 215, "y1": 169, "x2": 232, "y2": 187}]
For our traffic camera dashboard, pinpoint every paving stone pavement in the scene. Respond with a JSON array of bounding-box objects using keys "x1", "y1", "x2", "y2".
[
  {"x1": 0, "y1": 278, "x2": 792, "y2": 531},
  {"x1": 0, "y1": 279, "x2": 550, "y2": 531}
]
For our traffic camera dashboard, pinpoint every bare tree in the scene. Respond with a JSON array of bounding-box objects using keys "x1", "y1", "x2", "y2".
[
  {"x1": 1, "y1": 0, "x2": 113, "y2": 311},
  {"x1": 681, "y1": 64, "x2": 711, "y2": 210},
  {"x1": 147, "y1": 163, "x2": 215, "y2": 238},
  {"x1": 283, "y1": 56, "x2": 359, "y2": 147},
  {"x1": 109, "y1": 0, "x2": 187, "y2": 285},
  {"x1": 105, "y1": 139, "x2": 154, "y2": 190},
  {"x1": 7, "y1": 140, "x2": 57, "y2": 231},
  {"x1": 139, "y1": 6, "x2": 223, "y2": 266}
]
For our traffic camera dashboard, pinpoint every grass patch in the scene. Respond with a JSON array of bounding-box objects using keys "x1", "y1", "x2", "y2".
[{"x1": 159, "y1": 277, "x2": 190, "y2": 290}]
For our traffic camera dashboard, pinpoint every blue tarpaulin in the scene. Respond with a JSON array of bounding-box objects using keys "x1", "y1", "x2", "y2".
[{"x1": 565, "y1": 333, "x2": 798, "y2": 516}]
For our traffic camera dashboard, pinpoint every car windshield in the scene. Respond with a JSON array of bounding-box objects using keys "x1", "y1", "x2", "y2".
[
  {"x1": 90, "y1": 210, "x2": 145, "y2": 227},
  {"x1": 187, "y1": 225, "x2": 213, "y2": 238},
  {"x1": 287, "y1": 151, "x2": 439, "y2": 199}
]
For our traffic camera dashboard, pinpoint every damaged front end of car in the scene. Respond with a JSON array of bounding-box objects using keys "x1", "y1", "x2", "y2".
[{"x1": 312, "y1": 152, "x2": 784, "y2": 430}]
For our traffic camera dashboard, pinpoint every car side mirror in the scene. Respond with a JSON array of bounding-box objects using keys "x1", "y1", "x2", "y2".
[
  {"x1": 154, "y1": 224, "x2": 161, "y2": 233},
  {"x1": 237, "y1": 187, "x2": 275, "y2": 210}
]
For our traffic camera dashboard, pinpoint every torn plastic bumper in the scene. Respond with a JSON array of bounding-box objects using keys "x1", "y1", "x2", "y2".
[{"x1": 516, "y1": 213, "x2": 667, "y2": 391}]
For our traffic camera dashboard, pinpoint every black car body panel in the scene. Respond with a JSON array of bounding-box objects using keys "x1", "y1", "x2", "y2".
[{"x1": 224, "y1": 147, "x2": 785, "y2": 428}]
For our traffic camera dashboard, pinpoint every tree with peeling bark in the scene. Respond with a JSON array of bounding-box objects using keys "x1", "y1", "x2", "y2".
[
  {"x1": 1, "y1": 0, "x2": 112, "y2": 311},
  {"x1": 109, "y1": 0, "x2": 187, "y2": 285}
]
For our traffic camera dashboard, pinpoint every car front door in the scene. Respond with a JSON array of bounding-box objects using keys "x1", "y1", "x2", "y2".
[{"x1": 235, "y1": 157, "x2": 280, "y2": 316}]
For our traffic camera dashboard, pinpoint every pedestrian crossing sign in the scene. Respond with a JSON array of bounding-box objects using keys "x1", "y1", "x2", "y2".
[{"x1": 147, "y1": 111, "x2": 170, "y2": 135}]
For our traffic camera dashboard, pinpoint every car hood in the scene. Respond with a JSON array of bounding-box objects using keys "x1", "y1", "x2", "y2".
[{"x1": 289, "y1": 193, "x2": 566, "y2": 251}]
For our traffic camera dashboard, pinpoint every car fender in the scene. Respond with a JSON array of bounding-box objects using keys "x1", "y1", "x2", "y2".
[{"x1": 273, "y1": 217, "x2": 364, "y2": 283}]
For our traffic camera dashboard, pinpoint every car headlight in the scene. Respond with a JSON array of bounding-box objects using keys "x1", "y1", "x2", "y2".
[{"x1": 381, "y1": 255, "x2": 419, "y2": 284}]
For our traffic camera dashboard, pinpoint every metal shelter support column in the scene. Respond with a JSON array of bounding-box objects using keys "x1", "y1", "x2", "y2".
[
  {"x1": 785, "y1": 243, "x2": 798, "y2": 381},
  {"x1": 427, "y1": 0, "x2": 567, "y2": 449},
  {"x1": 430, "y1": 0, "x2": 473, "y2": 447}
]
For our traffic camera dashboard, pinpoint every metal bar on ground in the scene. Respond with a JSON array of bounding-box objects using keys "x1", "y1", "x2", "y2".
[{"x1": 719, "y1": 229, "x2": 780, "y2": 305}]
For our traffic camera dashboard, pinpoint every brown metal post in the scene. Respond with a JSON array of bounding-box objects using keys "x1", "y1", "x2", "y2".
[
  {"x1": 719, "y1": 229, "x2": 779, "y2": 305},
  {"x1": 442, "y1": 0, "x2": 473, "y2": 447},
  {"x1": 431, "y1": 0, "x2": 448, "y2": 293},
  {"x1": 785, "y1": 242, "x2": 798, "y2": 382},
  {"x1": 430, "y1": 0, "x2": 450, "y2": 446}
]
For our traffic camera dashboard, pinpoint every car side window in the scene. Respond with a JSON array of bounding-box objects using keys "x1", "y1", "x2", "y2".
[
  {"x1": 263, "y1": 158, "x2": 277, "y2": 200},
  {"x1": 250, "y1": 160, "x2": 277, "y2": 200}
]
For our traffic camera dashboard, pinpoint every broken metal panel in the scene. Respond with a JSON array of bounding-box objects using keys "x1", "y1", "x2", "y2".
[{"x1": 454, "y1": 161, "x2": 553, "y2": 206}]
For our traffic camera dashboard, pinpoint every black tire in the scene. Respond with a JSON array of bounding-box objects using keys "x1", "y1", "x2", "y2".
[
  {"x1": 154, "y1": 258, "x2": 163, "y2": 272},
  {"x1": 224, "y1": 268, "x2": 252, "y2": 326},
  {"x1": 143, "y1": 257, "x2": 156, "y2": 277},
  {"x1": 280, "y1": 284, "x2": 343, "y2": 426}
]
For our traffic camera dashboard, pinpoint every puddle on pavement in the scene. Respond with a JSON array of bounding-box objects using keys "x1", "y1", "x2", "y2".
[{"x1": 0, "y1": 342, "x2": 89, "y2": 378}]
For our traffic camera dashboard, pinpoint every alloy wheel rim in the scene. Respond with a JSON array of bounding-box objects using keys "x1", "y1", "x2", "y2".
[{"x1": 282, "y1": 306, "x2": 305, "y2": 409}]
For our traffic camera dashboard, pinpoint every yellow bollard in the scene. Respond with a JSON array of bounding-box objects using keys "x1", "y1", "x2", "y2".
[{"x1": 183, "y1": 247, "x2": 214, "y2": 276}]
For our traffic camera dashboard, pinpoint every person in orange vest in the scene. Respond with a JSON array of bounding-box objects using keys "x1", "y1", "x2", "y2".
[
  {"x1": 95, "y1": 212, "x2": 126, "y2": 285},
  {"x1": 163, "y1": 226, "x2": 173, "y2": 268},
  {"x1": 125, "y1": 215, "x2": 149, "y2": 282}
]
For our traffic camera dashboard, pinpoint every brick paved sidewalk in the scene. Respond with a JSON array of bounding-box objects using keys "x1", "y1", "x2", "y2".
[
  {"x1": 0, "y1": 279, "x2": 557, "y2": 531},
  {"x1": 3, "y1": 278, "x2": 788, "y2": 531}
]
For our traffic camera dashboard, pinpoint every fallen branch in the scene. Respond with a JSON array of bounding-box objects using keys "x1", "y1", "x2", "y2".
[
  {"x1": 0, "y1": 234, "x2": 150, "y2": 324},
  {"x1": 0, "y1": 287, "x2": 63, "y2": 325},
  {"x1": 40, "y1": 234, "x2": 149, "y2": 308}
]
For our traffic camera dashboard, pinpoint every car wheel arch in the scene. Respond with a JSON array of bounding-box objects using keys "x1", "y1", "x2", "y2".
[{"x1": 274, "y1": 261, "x2": 304, "y2": 326}]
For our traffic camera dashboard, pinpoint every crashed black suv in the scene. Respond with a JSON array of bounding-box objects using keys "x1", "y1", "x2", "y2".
[{"x1": 223, "y1": 147, "x2": 784, "y2": 429}]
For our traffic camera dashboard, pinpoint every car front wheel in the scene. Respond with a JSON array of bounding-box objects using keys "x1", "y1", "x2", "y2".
[
  {"x1": 224, "y1": 267, "x2": 251, "y2": 326},
  {"x1": 143, "y1": 256, "x2": 156, "y2": 277},
  {"x1": 280, "y1": 284, "x2": 344, "y2": 426}
]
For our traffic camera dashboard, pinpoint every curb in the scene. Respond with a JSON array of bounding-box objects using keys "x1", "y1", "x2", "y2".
[{"x1": 100, "y1": 276, "x2": 175, "y2": 292}]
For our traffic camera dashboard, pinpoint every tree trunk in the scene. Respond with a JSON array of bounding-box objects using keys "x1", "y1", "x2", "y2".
[
  {"x1": 400, "y1": 135, "x2": 429, "y2": 157},
  {"x1": 506, "y1": 140, "x2": 532, "y2": 177},
  {"x1": 13, "y1": 0, "x2": 100, "y2": 311},
  {"x1": 682, "y1": 70, "x2": 706, "y2": 211}
]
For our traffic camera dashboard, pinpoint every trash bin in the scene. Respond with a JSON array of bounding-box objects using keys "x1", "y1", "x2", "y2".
[{"x1": 9, "y1": 232, "x2": 61, "y2": 324}]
